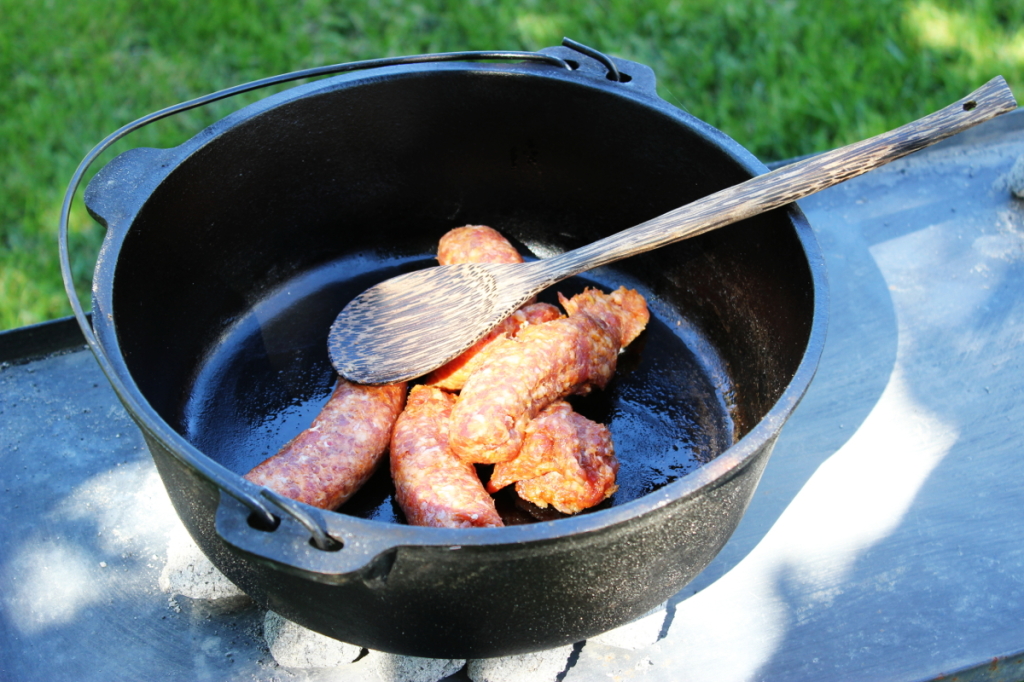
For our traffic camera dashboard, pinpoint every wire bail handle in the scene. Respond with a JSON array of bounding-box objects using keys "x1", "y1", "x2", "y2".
[{"x1": 56, "y1": 40, "x2": 616, "y2": 541}]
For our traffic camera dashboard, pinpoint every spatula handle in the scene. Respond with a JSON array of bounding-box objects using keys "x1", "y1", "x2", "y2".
[{"x1": 543, "y1": 76, "x2": 1017, "y2": 279}]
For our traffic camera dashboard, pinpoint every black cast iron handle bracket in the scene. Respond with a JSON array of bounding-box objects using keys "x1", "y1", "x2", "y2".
[
  {"x1": 215, "y1": 488, "x2": 485, "y2": 584},
  {"x1": 215, "y1": 491, "x2": 383, "y2": 581},
  {"x1": 58, "y1": 46, "x2": 584, "y2": 555},
  {"x1": 561, "y1": 38, "x2": 623, "y2": 82}
]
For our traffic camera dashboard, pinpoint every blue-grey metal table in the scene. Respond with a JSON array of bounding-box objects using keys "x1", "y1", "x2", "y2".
[{"x1": 2, "y1": 110, "x2": 1023, "y2": 682}]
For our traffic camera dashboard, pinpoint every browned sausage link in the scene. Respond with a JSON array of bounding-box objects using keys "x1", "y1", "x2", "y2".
[
  {"x1": 391, "y1": 385, "x2": 503, "y2": 528},
  {"x1": 488, "y1": 401, "x2": 618, "y2": 514},
  {"x1": 392, "y1": 226, "x2": 549, "y2": 526},
  {"x1": 428, "y1": 225, "x2": 558, "y2": 390},
  {"x1": 426, "y1": 302, "x2": 561, "y2": 390},
  {"x1": 244, "y1": 379, "x2": 407, "y2": 509},
  {"x1": 449, "y1": 286, "x2": 649, "y2": 464},
  {"x1": 436, "y1": 225, "x2": 524, "y2": 266}
]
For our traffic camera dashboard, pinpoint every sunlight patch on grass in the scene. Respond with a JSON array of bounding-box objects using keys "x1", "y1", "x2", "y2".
[
  {"x1": 906, "y1": 1, "x2": 959, "y2": 49},
  {"x1": 906, "y1": 0, "x2": 1024, "y2": 68},
  {"x1": 514, "y1": 12, "x2": 567, "y2": 48}
]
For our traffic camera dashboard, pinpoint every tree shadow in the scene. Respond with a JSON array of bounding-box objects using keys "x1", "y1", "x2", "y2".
[
  {"x1": 671, "y1": 182, "x2": 903, "y2": 605},
  {"x1": 652, "y1": 126, "x2": 1024, "y2": 680}
]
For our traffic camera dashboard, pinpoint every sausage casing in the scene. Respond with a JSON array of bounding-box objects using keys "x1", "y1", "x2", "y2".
[
  {"x1": 426, "y1": 302, "x2": 561, "y2": 390},
  {"x1": 558, "y1": 285, "x2": 649, "y2": 350},
  {"x1": 244, "y1": 379, "x2": 407, "y2": 509},
  {"x1": 390, "y1": 385, "x2": 503, "y2": 527},
  {"x1": 449, "y1": 286, "x2": 649, "y2": 464}
]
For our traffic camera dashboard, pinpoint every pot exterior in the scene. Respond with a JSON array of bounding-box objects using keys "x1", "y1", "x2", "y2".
[
  {"x1": 142, "y1": 416, "x2": 776, "y2": 657},
  {"x1": 84, "y1": 46, "x2": 827, "y2": 657}
]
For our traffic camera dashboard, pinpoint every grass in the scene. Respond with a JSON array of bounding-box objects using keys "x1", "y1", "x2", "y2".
[{"x1": 1, "y1": 0, "x2": 1022, "y2": 330}]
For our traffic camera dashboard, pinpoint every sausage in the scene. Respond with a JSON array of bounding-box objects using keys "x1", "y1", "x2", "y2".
[
  {"x1": 427, "y1": 225, "x2": 561, "y2": 390},
  {"x1": 390, "y1": 385, "x2": 503, "y2": 527},
  {"x1": 558, "y1": 285, "x2": 649, "y2": 350},
  {"x1": 426, "y1": 302, "x2": 561, "y2": 390},
  {"x1": 244, "y1": 379, "x2": 407, "y2": 509},
  {"x1": 391, "y1": 225, "x2": 546, "y2": 526},
  {"x1": 448, "y1": 286, "x2": 649, "y2": 464},
  {"x1": 436, "y1": 224, "x2": 524, "y2": 267},
  {"x1": 392, "y1": 226, "x2": 563, "y2": 525},
  {"x1": 487, "y1": 401, "x2": 618, "y2": 514}
]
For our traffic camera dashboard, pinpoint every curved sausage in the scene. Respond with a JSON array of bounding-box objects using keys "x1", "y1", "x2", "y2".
[
  {"x1": 448, "y1": 286, "x2": 649, "y2": 464},
  {"x1": 244, "y1": 379, "x2": 407, "y2": 509},
  {"x1": 488, "y1": 401, "x2": 618, "y2": 514},
  {"x1": 391, "y1": 385, "x2": 503, "y2": 528},
  {"x1": 392, "y1": 225, "x2": 547, "y2": 526}
]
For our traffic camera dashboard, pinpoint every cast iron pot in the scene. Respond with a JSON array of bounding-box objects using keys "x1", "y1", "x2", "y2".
[{"x1": 67, "y1": 43, "x2": 827, "y2": 658}]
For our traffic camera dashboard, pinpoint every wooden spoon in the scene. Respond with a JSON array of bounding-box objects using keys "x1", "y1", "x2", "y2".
[{"x1": 329, "y1": 77, "x2": 1017, "y2": 384}]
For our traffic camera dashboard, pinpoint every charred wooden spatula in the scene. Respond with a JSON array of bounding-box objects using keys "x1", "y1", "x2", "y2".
[{"x1": 329, "y1": 77, "x2": 1016, "y2": 384}]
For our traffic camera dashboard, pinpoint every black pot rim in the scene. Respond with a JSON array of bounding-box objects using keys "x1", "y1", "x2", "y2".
[{"x1": 82, "y1": 52, "x2": 829, "y2": 554}]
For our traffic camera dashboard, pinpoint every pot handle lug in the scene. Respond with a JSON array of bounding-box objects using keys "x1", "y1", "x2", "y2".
[
  {"x1": 84, "y1": 147, "x2": 177, "y2": 236},
  {"x1": 541, "y1": 39, "x2": 659, "y2": 95},
  {"x1": 214, "y1": 488, "x2": 412, "y2": 584}
]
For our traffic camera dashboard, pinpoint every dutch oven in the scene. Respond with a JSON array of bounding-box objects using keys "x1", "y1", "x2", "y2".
[{"x1": 61, "y1": 42, "x2": 827, "y2": 657}]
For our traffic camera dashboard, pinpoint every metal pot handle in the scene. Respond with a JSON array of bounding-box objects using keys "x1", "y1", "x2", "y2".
[
  {"x1": 60, "y1": 42, "x2": 634, "y2": 553},
  {"x1": 215, "y1": 489, "x2": 429, "y2": 582}
]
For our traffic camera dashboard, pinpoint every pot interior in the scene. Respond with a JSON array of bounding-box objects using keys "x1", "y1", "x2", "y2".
[
  {"x1": 103, "y1": 63, "x2": 818, "y2": 522},
  {"x1": 182, "y1": 261, "x2": 736, "y2": 523}
]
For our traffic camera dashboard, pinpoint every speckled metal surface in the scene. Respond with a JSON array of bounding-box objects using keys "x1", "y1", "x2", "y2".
[
  {"x1": 3, "y1": 108, "x2": 1024, "y2": 680},
  {"x1": 0, "y1": 347, "x2": 269, "y2": 680}
]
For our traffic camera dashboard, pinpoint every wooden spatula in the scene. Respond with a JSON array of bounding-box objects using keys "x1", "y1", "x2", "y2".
[{"x1": 329, "y1": 77, "x2": 1017, "y2": 385}]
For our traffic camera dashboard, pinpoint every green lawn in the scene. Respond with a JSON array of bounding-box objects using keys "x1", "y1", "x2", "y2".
[{"x1": 2, "y1": 0, "x2": 1022, "y2": 330}]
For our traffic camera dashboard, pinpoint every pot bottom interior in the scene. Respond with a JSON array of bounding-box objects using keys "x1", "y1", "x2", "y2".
[{"x1": 180, "y1": 252, "x2": 737, "y2": 524}]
